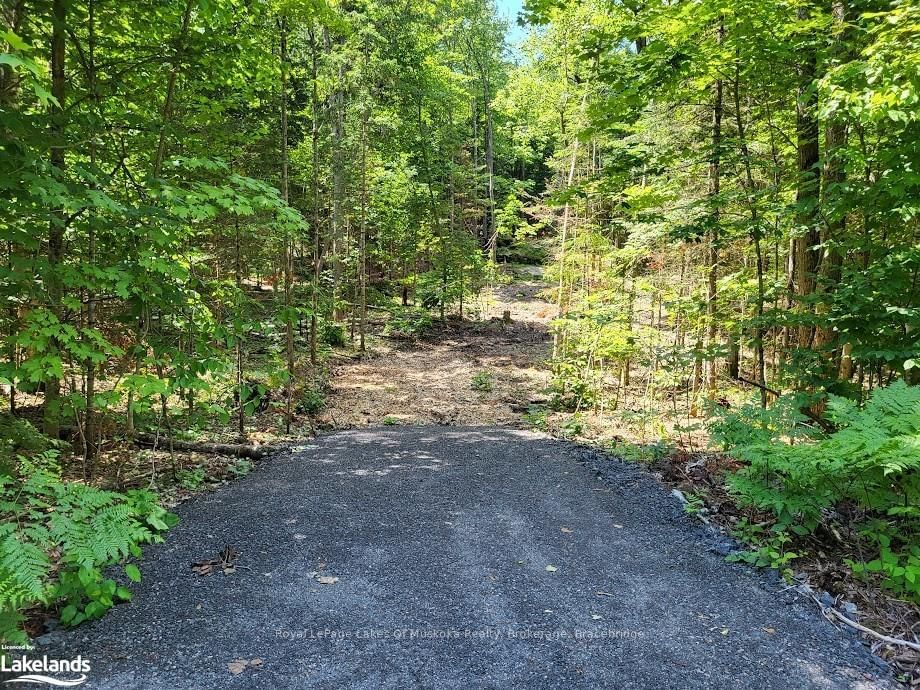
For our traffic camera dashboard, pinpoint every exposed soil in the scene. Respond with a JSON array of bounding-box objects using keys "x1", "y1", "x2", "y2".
[{"x1": 317, "y1": 277, "x2": 554, "y2": 430}]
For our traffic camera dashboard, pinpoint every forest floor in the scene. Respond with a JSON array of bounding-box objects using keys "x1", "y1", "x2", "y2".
[{"x1": 315, "y1": 274, "x2": 554, "y2": 430}]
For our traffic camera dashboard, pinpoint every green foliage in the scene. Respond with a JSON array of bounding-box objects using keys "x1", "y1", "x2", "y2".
[
  {"x1": 715, "y1": 381, "x2": 920, "y2": 599},
  {"x1": 228, "y1": 459, "x2": 253, "y2": 477},
  {"x1": 682, "y1": 492, "x2": 705, "y2": 517},
  {"x1": 176, "y1": 467, "x2": 206, "y2": 491},
  {"x1": 299, "y1": 387, "x2": 325, "y2": 414},
  {"x1": 523, "y1": 405, "x2": 548, "y2": 432},
  {"x1": 471, "y1": 371, "x2": 493, "y2": 392},
  {"x1": 559, "y1": 413, "x2": 583, "y2": 439},
  {"x1": 383, "y1": 307, "x2": 433, "y2": 339},
  {"x1": 320, "y1": 321, "x2": 347, "y2": 347},
  {"x1": 0, "y1": 415, "x2": 58, "y2": 476},
  {"x1": 609, "y1": 439, "x2": 673, "y2": 464},
  {"x1": 727, "y1": 520, "x2": 801, "y2": 581},
  {"x1": 0, "y1": 449, "x2": 176, "y2": 642},
  {"x1": 498, "y1": 240, "x2": 548, "y2": 265}
]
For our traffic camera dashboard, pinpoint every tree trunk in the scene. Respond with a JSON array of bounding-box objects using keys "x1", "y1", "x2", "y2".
[
  {"x1": 84, "y1": 0, "x2": 98, "y2": 472},
  {"x1": 44, "y1": 0, "x2": 66, "y2": 438},
  {"x1": 704, "y1": 19, "x2": 724, "y2": 396},
  {"x1": 325, "y1": 28, "x2": 346, "y2": 321},
  {"x1": 551, "y1": 117, "x2": 582, "y2": 361},
  {"x1": 234, "y1": 215, "x2": 245, "y2": 438},
  {"x1": 794, "y1": 6, "x2": 821, "y2": 349},
  {"x1": 483, "y1": 73, "x2": 496, "y2": 264},
  {"x1": 309, "y1": 28, "x2": 321, "y2": 366},
  {"x1": 358, "y1": 52, "x2": 369, "y2": 352},
  {"x1": 733, "y1": 68, "x2": 768, "y2": 407},
  {"x1": 815, "y1": 0, "x2": 847, "y2": 366},
  {"x1": 280, "y1": 17, "x2": 294, "y2": 435}
]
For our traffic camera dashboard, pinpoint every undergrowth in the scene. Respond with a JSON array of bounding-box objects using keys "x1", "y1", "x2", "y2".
[
  {"x1": 0, "y1": 418, "x2": 176, "y2": 643},
  {"x1": 712, "y1": 380, "x2": 920, "y2": 601}
]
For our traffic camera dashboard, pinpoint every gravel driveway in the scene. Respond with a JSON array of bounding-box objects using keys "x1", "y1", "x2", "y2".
[{"x1": 37, "y1": 427, "x2": 894, "y2": 688}]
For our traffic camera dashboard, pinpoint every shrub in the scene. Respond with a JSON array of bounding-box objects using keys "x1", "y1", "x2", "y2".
[
  {"x1": 176, "y1": 467, "x2": 206, "y2": 491},
  {"x1": 299, "y1": 387, "x2": 325, "y2": 414},
  {"x1": 0, "y1": 415, "x2": 56, "y2": 476},
  {"x1": 383, "y1": 307, "x2": 433, "y2": 339},
  {"x1": 0, "y1": 449, "x2": 176, "y2": 643},
  {"x1": 712, "y1": 381, "x2": 920, "y2": 600},
  {"x1": 471, "y1": 371, "x2": 493, "y2": 392},
  {"x1": 320, "y1": 320, "x2": 347, "y2": 347}
]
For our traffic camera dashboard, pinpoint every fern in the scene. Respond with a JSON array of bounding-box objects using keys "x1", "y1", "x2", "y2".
[
  {"x1": 0, "y1": 447, "x2": 177, "y2": 642},
  {"x1": 714, "y1": 380, "x2": 920, "y2": 600}
]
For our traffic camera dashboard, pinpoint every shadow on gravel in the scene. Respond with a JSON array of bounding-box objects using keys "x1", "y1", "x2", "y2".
[{"x1": 28, "y1": 427, "x2": 894, "y2": 689}]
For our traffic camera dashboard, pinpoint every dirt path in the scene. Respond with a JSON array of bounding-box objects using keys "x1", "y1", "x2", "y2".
[
  {"x1": 317, "y1": 277, "x2": 553, "y2": 430},
  {"x1": 35, "y1": 427, "x2": 893, "y2": 688}
]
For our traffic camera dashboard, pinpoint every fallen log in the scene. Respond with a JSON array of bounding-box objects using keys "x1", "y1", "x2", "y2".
[{"x1": 132, "y1": 433, "x2": 274, "y2": 460}]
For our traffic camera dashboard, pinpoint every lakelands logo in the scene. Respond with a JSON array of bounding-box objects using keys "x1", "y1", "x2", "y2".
[{"x1": 1, "y1": 654, "x2": 90, "y2": 686}]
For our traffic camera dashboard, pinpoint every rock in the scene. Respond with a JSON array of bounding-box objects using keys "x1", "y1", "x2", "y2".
[
  {"x1": 34, "y1": 632, "x2": 61, "y2": 647},
  {"x1": 818, "y1": 591, "x2": 835, "y2": 608},
  {"x1": 838, "y1": 601, "x2": 858, "y2": 619},
  {"x1": 709, "y1": 539, "x2": 734, "y2": 557}
]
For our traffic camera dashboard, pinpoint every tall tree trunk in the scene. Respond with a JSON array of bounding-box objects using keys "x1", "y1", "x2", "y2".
[
  {"x1": 235, "y1": 216, "x2": 245, "y2": 438},
  {"x1": 733, "y1": 68, "x2": 768, "y2": 406},
  {"x1": 551, "y1": 117, "x2": 582, "y2": 361},
  {"x1": 483, "y1": 73, "x2": 496, "y2": 264},
  {"x1": 84, "y1": 0, "x2": 98, "y2": 471},
  {"x1": 325, "y1": 29, "x2": 346, "y2": 321},
  {"x1": 704, "y1": 19, "x2": 724, "y2": 396},
  {"x1": 309, "y1": 28, "x2": 321, "y2": 366},
  {"x1": 280, "y1": 17, "x2": 294, "y2": 434},
  {"x1": 794, "y1": 7, "x2": 821, "y2": 349},
  {"x1": 358, "y1": 49, "x2": 369, "y2": 352},
  {"x1": 817, "y1": 0, "x2": 847, "y2": 369},
  {"x1": 44, "y1": 0, "x2": 66, "y2": 438},
  {"x1": 1, "y1": 5, "x2": 19, "y2": 412}
]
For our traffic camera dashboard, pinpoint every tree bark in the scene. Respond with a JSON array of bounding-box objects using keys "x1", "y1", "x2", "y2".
[
  {"x1": 309, "y1": 28, "x2": 321, "y2": 366},
  {"x1": 816, "y1": 0, "x2": 847, "y2": 368},
  {"x1": 793, "y1": 6, "x2": 821, "y2": 349},
  {"x1": 733, "y1": 68, "x2": 768, "y2": 407},
  {"x1": 325, "y1": 28, "x2": 346, "y2": 321},
  {"x1": 133, "y1": 434, "x2": 274, "y2": 460},
  {"x1": 44, "y1": 0, "x2": 66, "y2": 438},
  {"x1": 704, "y1": 19, "x2": 724, "y2": 396},
  {"x1": 280, "y1": 17, "x2": 294, "y2": 434}
]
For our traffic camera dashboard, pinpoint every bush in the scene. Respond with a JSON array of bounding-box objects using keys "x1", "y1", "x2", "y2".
[
  {"x1": 299, "y1": 387, "x2": 325, "y2": 414},
  {"x1": 320, "y1": 320, "x2": 347, "y2": 347},
  {"x1": 712, "y1": 381, "x2": 920, "y2": 600},
  {"x1": 0, "y1": 415, "x2": 56, "y2": 476},
  {"x1": 0, "y1": 448, "x2": 176, "y2": 643},
  {"x1": 383, "y1": 307, "x2": 433, "y2": 339}
]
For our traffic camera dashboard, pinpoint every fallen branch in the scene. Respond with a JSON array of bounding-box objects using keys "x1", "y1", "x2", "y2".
[
  {"x1": 133, "y1": 434, "x2": 273, "y2": 460},
  {"x1": 811, "y1": 595, "x2": 920, "y2": 652}
]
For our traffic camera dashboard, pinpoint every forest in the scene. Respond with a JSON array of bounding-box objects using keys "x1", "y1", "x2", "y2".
[{"x1": 0, "y1": 0, "x2": 918, "y2": 677}]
